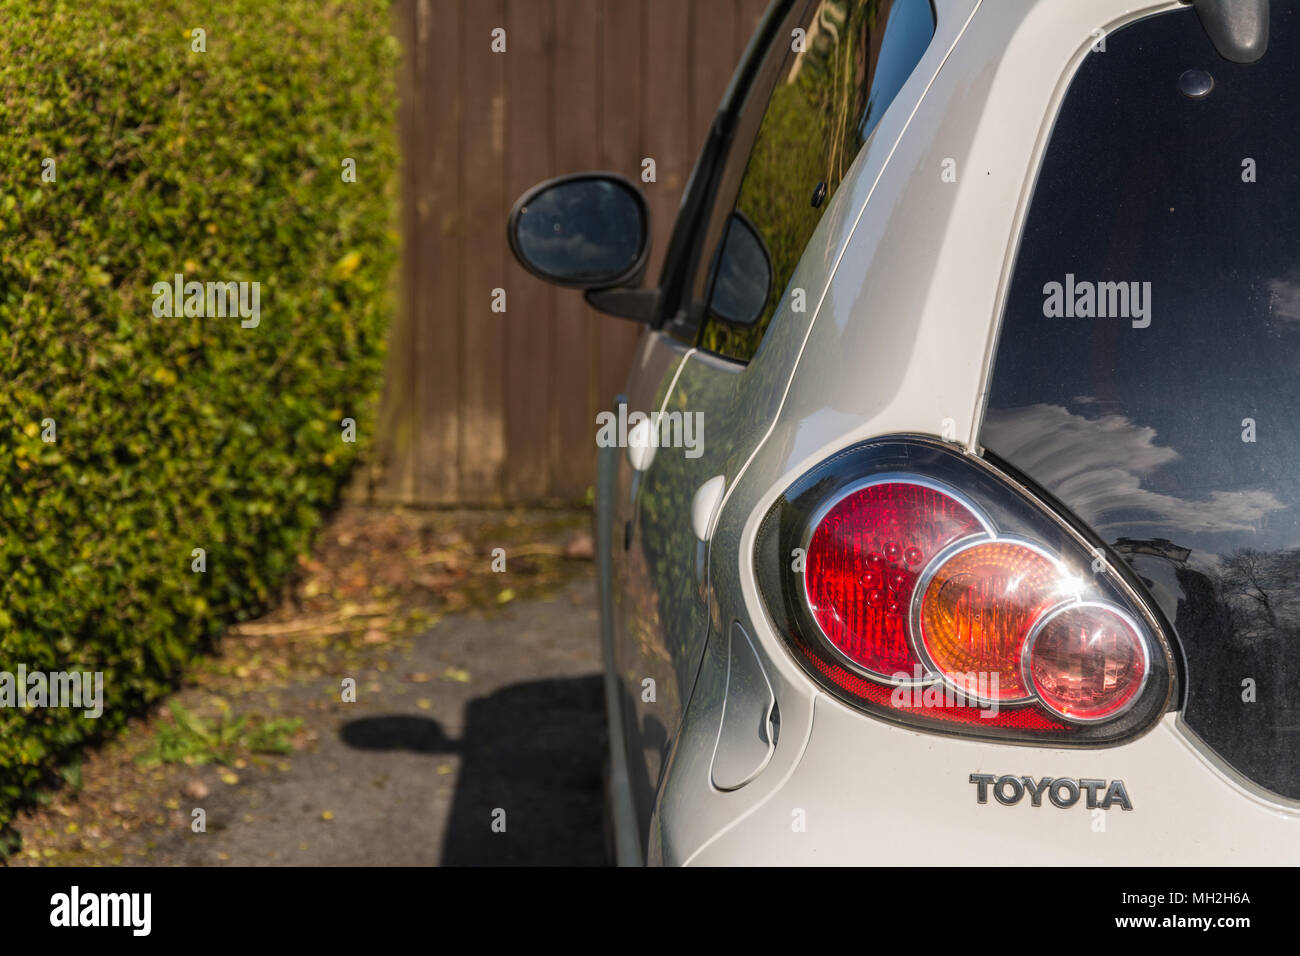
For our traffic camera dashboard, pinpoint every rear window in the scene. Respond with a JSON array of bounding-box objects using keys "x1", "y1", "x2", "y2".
[{"x1": 982, "y1": 7, "x2": 1300, "y2": 796}]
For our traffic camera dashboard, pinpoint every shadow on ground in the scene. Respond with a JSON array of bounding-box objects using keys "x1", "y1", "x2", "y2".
[{"x1": 341, "y1": 674, "x2": 605, "y2": 865}]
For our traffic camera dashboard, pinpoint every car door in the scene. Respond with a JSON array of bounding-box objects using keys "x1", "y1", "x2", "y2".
[
  {"x1": 607, "y1": 0, "x2": 793, "y2": 840},
  {"x1": 612, "y1": 0, "x2": 939, "y2": 844}
]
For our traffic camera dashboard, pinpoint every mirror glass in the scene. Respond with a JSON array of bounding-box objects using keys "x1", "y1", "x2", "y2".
[{"x1": 511, "y1": 176, "x2": 645, "y2": 287}]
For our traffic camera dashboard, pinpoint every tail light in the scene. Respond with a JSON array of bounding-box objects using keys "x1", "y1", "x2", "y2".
[
  {"x1": 755, "y1": 437, "x2": 1176, "y2": 744},
  {"x1": 803, "y1": 480, "x2": 986, "y2": 679}
]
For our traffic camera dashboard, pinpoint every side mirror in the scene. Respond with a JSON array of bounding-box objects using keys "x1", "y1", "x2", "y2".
[
  {"x1": 705, "y1": 211, "x2": 771, "y2": 328},
  {"x1": 507, "y1": 173, "x2": 650, "y2": 290}
]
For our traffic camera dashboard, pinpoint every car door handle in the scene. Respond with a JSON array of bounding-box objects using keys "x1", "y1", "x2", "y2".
[
  {"x1": 626, "y1": 417, "x2": 656, "y2": 472},
  {"x1": 692, "y1": 475, "x2": 725, "y2": 598},
  {"x1": 691, "y1": 475, "x2": 726, "y2": 542}
]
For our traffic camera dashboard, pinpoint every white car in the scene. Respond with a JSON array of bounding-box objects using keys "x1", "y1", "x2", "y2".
[{"x1": 509, "y1": 0, "x2": 1298, "y2": 865}]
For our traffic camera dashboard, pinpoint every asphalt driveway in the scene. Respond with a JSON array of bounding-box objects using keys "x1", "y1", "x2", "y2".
[{"x1": 151, "y1": 576, "x2": 607, "y2": 866}]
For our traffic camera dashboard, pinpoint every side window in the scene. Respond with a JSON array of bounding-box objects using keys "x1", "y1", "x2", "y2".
[{"x1": 697, "y1": 0, "x2": 935, "y2": 363}]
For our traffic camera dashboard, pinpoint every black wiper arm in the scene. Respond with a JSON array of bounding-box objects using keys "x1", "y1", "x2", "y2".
[{"x1": 1186, "y1": 0, "x2": 1269, "y2": 64}]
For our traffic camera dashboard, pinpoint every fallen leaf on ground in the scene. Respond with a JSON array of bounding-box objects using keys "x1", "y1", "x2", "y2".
[{"x1": 565, "y1": 533, "x2": 595, "y2": 559}]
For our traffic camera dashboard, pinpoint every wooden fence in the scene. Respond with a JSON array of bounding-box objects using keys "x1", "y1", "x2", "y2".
[{"x1": 373, "y1": 0, "x2": 769, "y2": 504}]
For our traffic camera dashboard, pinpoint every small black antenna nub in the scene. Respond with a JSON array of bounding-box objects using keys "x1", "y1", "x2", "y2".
[{"x1": 1186, "y1": 0, "x2": 1269, "y2": 63}]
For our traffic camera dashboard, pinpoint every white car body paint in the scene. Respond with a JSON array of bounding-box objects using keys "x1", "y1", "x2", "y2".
[{"x1": 638, "y1": 0, "x2": 1300, "y2": 865}]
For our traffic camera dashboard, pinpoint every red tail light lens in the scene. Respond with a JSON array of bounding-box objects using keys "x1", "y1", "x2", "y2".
[
  {"x1": 804, "y1": 482, "x2": 984, "y2": 679},
  {"x1": 1026, "y1": 603, "x2": 1149, "y2": 720}
]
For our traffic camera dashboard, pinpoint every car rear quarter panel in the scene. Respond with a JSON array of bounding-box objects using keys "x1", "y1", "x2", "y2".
[{"x1": 658, "y1": 0, "x2": 1300, "y2": 864}]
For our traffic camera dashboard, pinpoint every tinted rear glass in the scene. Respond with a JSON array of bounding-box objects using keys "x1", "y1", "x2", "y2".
[{"x1": 982, "y1": 6, "x2": 1300, "y2": 798}]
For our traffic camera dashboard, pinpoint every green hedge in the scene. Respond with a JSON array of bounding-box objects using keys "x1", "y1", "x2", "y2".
[{"x1": 0, "y1": 0, "x2": 398, "y2": 837}]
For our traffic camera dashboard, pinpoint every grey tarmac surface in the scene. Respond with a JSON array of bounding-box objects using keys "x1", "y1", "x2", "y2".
[{"x1": 147, "y1": 574, "x2": 607, "y2": 866}]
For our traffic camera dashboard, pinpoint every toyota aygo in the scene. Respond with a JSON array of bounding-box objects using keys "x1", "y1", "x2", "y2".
[{"x1": 508, "y1": 0, "x2": 1299, "y2": 865}]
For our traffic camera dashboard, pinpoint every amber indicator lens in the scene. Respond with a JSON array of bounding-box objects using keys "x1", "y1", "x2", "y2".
[{"x1": 917, "y1": 541, "x2": 1070, "y2": 701}]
